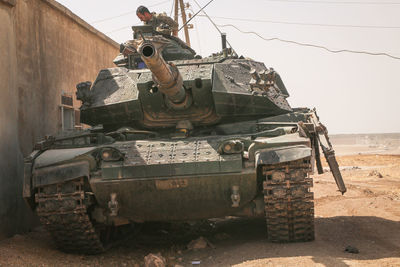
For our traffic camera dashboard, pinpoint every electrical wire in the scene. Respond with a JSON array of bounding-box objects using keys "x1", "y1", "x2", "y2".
[
  {"x1": 192, "y1": 0, "x2": 237, "y2": 55},
  {"x1": 169, "y1": 0, "x2": 175, "y2": 17},
  {"x1": 203, "y1": 15, "x2": 400, "y2": 29},
  {"x1": 217, "y1": 23, "x2": 400, "y2": 60},
  {"x1": 263, "y1": 0, "x2": 400, "y2": 5},
  {"x1": 91, "y1": 0, "x2": 171, "y2": 24},
  {"x1": 193, "y1": 16, "x2": 203, "y2": 55},
  {"x1": 191, "y1": 1, "x2": 222, "y2": 35},
  {"x1": 179, "y1": 0, "x2": 214, "y2": 31},
  {"x1": 106, "y1": 13, "x2": 400, "y2": 34},
  {"x1": 106, "y1": 24, "x2": 140, "y2": 34}
]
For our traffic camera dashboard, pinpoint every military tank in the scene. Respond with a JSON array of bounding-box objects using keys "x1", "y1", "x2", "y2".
[{"x1": 23, "y1": 25, "x2": 346, "y2": 254}]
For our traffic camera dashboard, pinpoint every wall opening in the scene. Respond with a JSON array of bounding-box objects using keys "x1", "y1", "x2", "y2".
[{"x1": 60, "y1": 93, "x2": 81, "y2": 131}]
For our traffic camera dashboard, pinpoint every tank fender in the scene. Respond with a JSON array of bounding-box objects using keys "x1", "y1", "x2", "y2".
[
  {"x1": 255, "y1": 145, "x2": 311, "y2": 166},
  {"x1": 23, "y1": 150, "x2": 41, "y2": 199},
  {"x1": 32, "y1": 161, "x2": 90, "y2": 188}
]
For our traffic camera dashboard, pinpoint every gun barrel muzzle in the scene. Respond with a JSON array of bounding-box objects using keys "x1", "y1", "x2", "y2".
[{"x1": 139, "y1": 42, "x2": 185, "y2": 104}]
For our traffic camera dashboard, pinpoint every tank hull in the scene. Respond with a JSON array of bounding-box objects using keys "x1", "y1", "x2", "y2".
[{"x1": 90, "y1": 170, "x2": 257, "y2": 222}]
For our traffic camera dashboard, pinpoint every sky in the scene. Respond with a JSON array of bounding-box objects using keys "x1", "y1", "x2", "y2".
[{"x1": 55, "y1": 0, "x2": 400, "y2": 134}]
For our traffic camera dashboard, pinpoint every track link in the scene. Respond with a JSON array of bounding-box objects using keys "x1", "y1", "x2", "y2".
[
  {"x1": 262, "y1": 158, "x2": 315, "y2": 242},
  {"x1": 35, "y1": 178, "x2": 105, "y2": 254}
]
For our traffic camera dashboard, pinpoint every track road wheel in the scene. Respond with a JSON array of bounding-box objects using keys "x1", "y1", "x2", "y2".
[{"x1": 262, "y1": 158, "x2": 315, "y2": 242}]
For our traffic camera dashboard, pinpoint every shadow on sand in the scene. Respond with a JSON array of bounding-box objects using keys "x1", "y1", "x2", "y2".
[{"x1": 105, "y1": 216, "x2": 400, "y2": 267}]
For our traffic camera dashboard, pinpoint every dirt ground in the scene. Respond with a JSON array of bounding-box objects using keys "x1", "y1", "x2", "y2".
[{"x1": 1, "y1": 145, "x2": 400, "y2": 266}]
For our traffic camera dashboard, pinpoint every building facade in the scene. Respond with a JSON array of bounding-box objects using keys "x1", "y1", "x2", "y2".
[{"x1": 0, "y1": 0, "x2": 119, "y2": 238}]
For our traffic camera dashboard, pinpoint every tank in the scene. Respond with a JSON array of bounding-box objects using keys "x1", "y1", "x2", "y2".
[{"x1": 23, "y1": 25, "x2": 346, "y2": 254}]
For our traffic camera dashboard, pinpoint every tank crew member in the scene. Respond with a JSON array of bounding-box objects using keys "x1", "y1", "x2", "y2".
[{"x1": 136, "y1": 5, "x2": 178, "y2": 36}]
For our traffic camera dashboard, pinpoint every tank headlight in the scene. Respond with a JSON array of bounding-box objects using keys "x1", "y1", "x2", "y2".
[
  {"x1": 100, "y1": 148, "x2": 124, "y2": 161},
  {"x1": 219, "y1": 140, "x2": 244, "y2": 154},
  {"x1": 224, "y1": 144, "x2": 232, "y2": 152}
]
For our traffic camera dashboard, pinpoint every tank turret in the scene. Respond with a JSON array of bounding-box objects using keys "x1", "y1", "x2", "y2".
[{"x1": 77, "y1": 27, "x2": 294, "y2": 130}]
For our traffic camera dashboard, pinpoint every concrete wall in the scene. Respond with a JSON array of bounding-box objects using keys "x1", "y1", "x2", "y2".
[
  {"x1": 0, "y1": 0, "x2": 23, "y2": 240},
  {"x1": 0, "y1": 0, "x2": 119, "y2": 238}
]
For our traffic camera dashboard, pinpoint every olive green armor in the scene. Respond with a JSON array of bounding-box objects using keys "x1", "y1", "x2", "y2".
[{"x1": 23, "y1": 25, "x2": 346, "y2": 254}]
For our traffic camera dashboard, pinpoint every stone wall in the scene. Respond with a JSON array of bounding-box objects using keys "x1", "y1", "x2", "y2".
[{"x1": 0, "y1": 0, "x2": 119, "y2": 238}]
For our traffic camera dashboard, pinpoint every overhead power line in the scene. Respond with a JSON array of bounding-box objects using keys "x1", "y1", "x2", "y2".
[
  {"x1": 192, "y1": 0, "x2": 237, "y2": 55},
  {"x1": 179, "y1": 0, "x2": 214, "y2": 31},
  {"x1": 217, "y1": 24, "x2": 400, "y2": 60},
  {"x1": 106, "y1": 14, "x2": 400, "y2": 34},
  {"x1": 263, "y1": 0, "x2": 400, "y2": 5},
  {"x1": 169, "y1": 0, "x2": 175, "y2": 16},
  {"x1": 205, "y1": 15, "x2": 400, "y2": 29},
  {"x1": 91, "y1": 0, "x2": 171, "y2": 24},
  {"x1": 106, "y1": 26, "x2": 133, "y2": 34}
]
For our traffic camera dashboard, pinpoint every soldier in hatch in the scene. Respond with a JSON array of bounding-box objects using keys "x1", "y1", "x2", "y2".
[{"x1": 136, "y1": 5, "x2": 178, "y2": 36}]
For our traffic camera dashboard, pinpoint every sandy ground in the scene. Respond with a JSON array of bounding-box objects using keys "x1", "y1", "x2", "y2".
[{"x1": 0, "y1": 147, "x2": 399, "y2": 266}]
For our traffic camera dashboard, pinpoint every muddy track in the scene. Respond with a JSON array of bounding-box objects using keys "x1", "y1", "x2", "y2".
[
  {"x1": 35, "y1": 178, "x2": 105, "y2": 254},
  {"x1": 263, "y1": 158, "x2": 314, "y2": 242}
]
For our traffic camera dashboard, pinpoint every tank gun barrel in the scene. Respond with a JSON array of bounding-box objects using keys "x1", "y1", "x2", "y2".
[{"x1": 139, "y1": 42, "x2": 186, "y2": 104}]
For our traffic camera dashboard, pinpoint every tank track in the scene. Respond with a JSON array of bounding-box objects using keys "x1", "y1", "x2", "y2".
[
  {"x1": 262, "y1": 158, "x2": 315, "y2": 242},
  {"x1": 35, "y1": 177, "x2": 105, "y2": 254}
]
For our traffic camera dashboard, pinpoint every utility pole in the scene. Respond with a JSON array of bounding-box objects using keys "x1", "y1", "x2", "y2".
[
  {"x1": 178, "y1": 0, "x2": 191, "y2": 47},
  {"x1": 174, "y1": 0, "x2": 179, "y2": 37}
]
